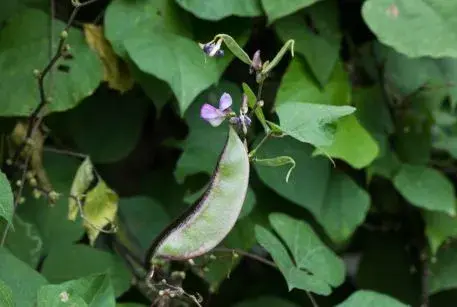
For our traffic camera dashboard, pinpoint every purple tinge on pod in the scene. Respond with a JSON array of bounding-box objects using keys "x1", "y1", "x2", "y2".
[{"x1": 200, "y1": 93, "x2": 233, "y2": 127}]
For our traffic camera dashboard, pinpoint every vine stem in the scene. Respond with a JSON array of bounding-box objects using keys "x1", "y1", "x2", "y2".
[
  {"x1": 212, "y1": 247, "x2": 319, "y2": 307},
  {"x1": 248, "y1": 132, "x2": 271, "y2": 159},
  {"x1": 0, "y1": 155, "x2": 31, "y2": 246}
]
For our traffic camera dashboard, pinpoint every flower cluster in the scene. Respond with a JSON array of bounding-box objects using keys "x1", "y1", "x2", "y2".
[{"x1": 200, "y1": 93, "x2": 251, "y2": 132}]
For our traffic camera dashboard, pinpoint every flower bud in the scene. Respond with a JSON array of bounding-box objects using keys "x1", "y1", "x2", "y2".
[{"x1": 251, "y1": 50, "x2": 262, "y2": 71}]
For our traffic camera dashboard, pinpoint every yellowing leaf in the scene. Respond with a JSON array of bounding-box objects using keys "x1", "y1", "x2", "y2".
[
  {"x1": 83, "y1": 24, "x2": 133, "y2": 93},
  {"x1": 10, "y1": 122, "x2": 52, "y2": 193},
  {"x1": 68, "y1": 158, "x2": 94, "y2": 221},
  {"x1": 83, "y1": 180, "x2": 118, "y2": 245}
]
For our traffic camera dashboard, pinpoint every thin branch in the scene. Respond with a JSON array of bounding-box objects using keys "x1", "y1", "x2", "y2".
[
  {"x1": 43, "y1": 146, "x2": 88, "y2": 159},
  {"x1": 0, "y1": 154, "x2": 31, "y2": 246}
]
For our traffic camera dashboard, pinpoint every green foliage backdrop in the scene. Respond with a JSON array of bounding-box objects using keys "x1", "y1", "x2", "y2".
[{"x1": 0, "y1": 0, "x2": 457, "y2": 306}]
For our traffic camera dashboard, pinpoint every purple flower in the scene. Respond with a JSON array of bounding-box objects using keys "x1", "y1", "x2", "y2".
[
  {"x1": 199, "y1": 40, "x2": 224, "y2": 57},
  {"x1": 200, "y1": 93, "x2": 232, "y2": 127}
]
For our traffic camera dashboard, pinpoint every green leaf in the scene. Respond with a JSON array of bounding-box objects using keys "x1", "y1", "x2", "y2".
[
  {"x1": 315, "y1": 115, "x2": 379, "y2": 169},
  {"x1": 0, "y1": 215, "x2": 43, "y2": 267},
  {"x1": 68, "y1": 158, "x2": 94, "y2": 221},
  {"x1": 276, "y1": 102, "x2": 355, "y2": 147},
  {"x1": 41, "y1": 244, "x2": 132, "y2": 297},
  {"x1": 275, "y1": 58, "x2": 351, "y2": 107},
  {"x1": 254, "y1": 137, "x2": 370, "y2": 243},
  {"x1": 125, "y1": 31, "x2": 220, "y2": 115},
  {"x1": 261, "y1": 0, "x2": 323, "y2": 24},
  {"x1": 253, "y1": 156, "x2": 296, "y2": 182},
  {"x1": 0, "y1": 247, "x2": 48, "y2": 307},
  {"x1": 17, "y1": 152, "x2": 85, "y2": 254},
  {"x1": 0, "y1": 280, "x2": 14, "y2": 307},
  {"x1": 81, "y1": 180, "x2": 119, "y2": 245},
  {"x1": 362, "y1": 0, "x2": 457, "y2": 58},
  {"x1": 336, "y1": 290, "x2": 408, "y2": 307},
  {"x1": 117, "y1": 196, "x2": 170, "y2": 257},
  {"x1": 0, "y1": 8, "x2": 102, "y2": 116},
  {"x1": 274, "y1": 1, "x2": 342, "y2": 86},
  {"x1": 424, "y1": 209, "x2": 457, "y2": 256},
  {"x1": 393, "y1": 164, "x2": 455, "y2": 215},
  {"x1": 175, "y1": 0, "x2": 263, "y2": 20},
  {"x1": 37, "y1": 274, "x2": 116, "y2": 307},
  {"x1": 0, "y1": 171, "x2": 14, "y2": 226},
  {"x1": 255, "y1": 213, "x2": 345, "y2": 295},
  {"x1": 104, "y1": 0, "x2": 192, "y2": 56},
  {"x1": 234, "y1": 296, "x2": 300, "y2": 307},
  {"x1": 175, "y1": 81, "x2": 242, "y2": 182},
  {"x1": 62, "y1": 87, "x2": 149, "y2": 163},
  {"x1": 430, "y1": 242, "x2": 457, "y2": 294}
]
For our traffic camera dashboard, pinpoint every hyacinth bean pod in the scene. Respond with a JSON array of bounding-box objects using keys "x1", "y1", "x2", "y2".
[{"x1": 146, "y1": 125, "x2": 250, "y2": 263}]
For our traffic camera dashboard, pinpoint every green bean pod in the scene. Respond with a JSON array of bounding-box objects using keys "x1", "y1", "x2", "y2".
[{"x1": 146, "y1": 125, "x2": 250, "y2": 263}]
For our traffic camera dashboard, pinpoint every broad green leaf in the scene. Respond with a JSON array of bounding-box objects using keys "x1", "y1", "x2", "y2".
[
  {"x1": 261, "y1": 0, "x2": 323, "y2": 24},
  {"x1": 276, "y1": 58, "x2": 350, "y2": 107},
  {"x1": 0, "y1": 8, "x2": 102, "y2": 116},
  {"x1": 0, "y1": 248, "x2": 48, "y2": 307},
  {"x1": 356, "y1": 233, "x2": 420, "y2": 305},
  {"x1": 16, "y1": 152, "x2": 85, "y2": 254},
  {"x1": 274, "y1": 1, "x2": 341, "y2": 86},
  {"x1": 117, "y1": 196, "x2": 170, "y2": 258},
  {"x1": 276, "y1": 102, "x2": 355, "y2": 147},
  {"x1": 175, "y1": 0, "x2": 263, "y2": 20},
  {"x1": 337, "y1": 290, "x2": 408, "y2": 307},
  {"x1": 104, "y1": 0, "x2": 192, "y2": 56},
  {"x1": 269, "y1": 213, "x2": 345, "y2": 287},
  {"x1": 255, "y1": 225, "x2": 331, "y2": 295},
  {"x1": 315, "y1": 115, "x2": 379, "y2": 169},
  {"x1": 129, "y1": 62, "x2": 172, "y2": 112},
  {"x1": 384, "y1": 46, "x2": 445, "y2": 96},
  {"x1": 125, "y1": 31, "x2": 220, "y2": 115},
  {"x1": 424, "y1": 209, "x2": 457, "y2": 255},
  {"x1": 234, "y1": 296, "x2": 300, "y2": 307},
  {"x1": 41, "y1": 244, "x2": 132, "y2": 297},
  {"x1": 37, "y1": 274, "x2": 116, "y2": 307},
  {"x1": 255, "y1": 213, "x2": 345, "y2": 295},
  {"x1": 0, "y1": 280, "x2": 14, "y2": 307},
  {"x1": 362, "y1": 0, "x2": 457, "y2": 58},
  {"x1": 254, "y1": 137, "x2": 370, "y2": 243},
  {"x1": 81, "y1": 180, "x2": 119, "y2": 245},
  {"x1": 430, "y1": 243, "x2": 457, "y2": 294},
  {"x1": 68, "y1": 158, "x2": 94, "y2": 221},
  {"x1": 0, "y1": 215, "x2": 43, "y2": 267},
  {"x1": 175, "y1": 81, "x2": 242, "y2": 182},
  {"x1": 62, "y1": 87, "x2": 149, "y2": 163},
  {"x1": 393, "y1": 164, "x2": 455, "y2": 215},
  {"x1": 0, "y1": 171, "x2": 14, "y2": 226}
]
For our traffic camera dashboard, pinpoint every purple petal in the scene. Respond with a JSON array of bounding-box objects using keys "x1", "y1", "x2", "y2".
[
  {"x1": 200, "y1": 103, "x2": 225, "y2": 127},
  {"x1": 219, "y1": 93, "x2": 232, "y2": 111}
]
